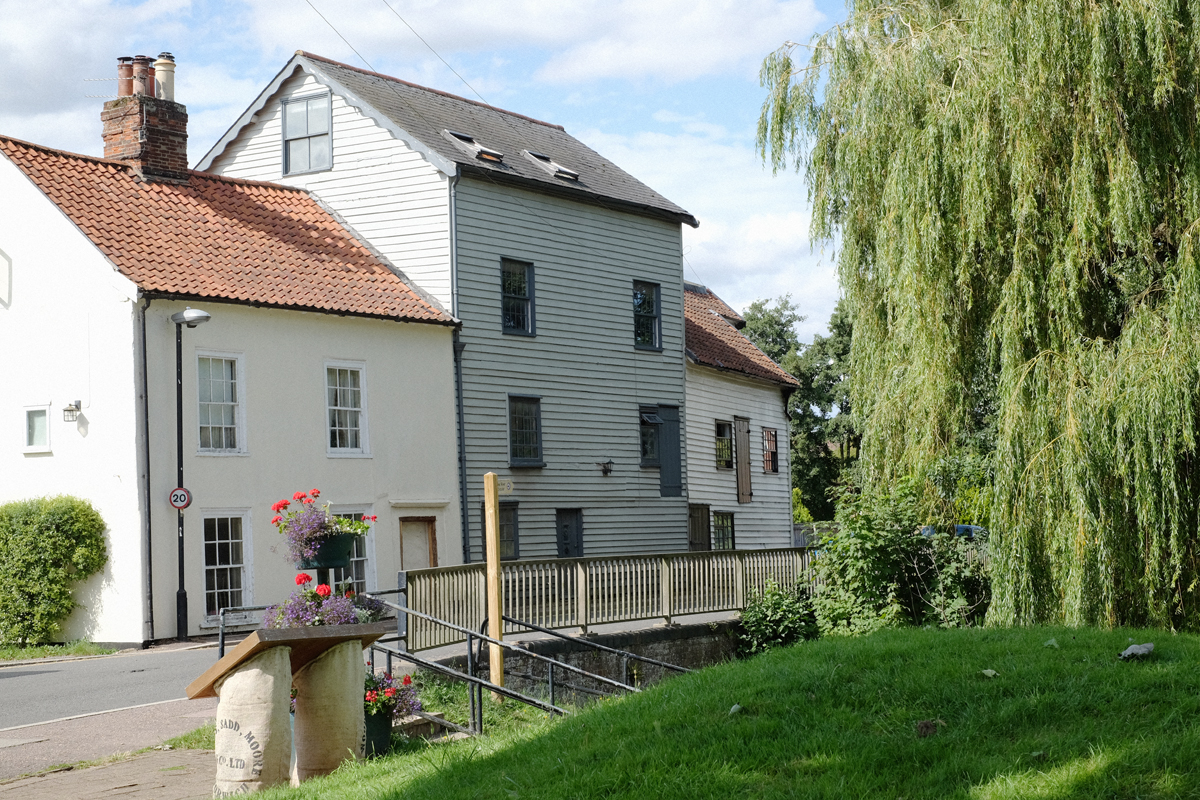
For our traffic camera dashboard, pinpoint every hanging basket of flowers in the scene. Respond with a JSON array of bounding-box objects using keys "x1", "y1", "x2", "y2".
[
  {"x1": 270, "y1": 489, "x2": 377, "y2": 569},
  {"x1": 363, "y1": 672, "x2": 421, "y2": 757}
]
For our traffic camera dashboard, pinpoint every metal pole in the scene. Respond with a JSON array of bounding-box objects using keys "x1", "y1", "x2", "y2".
[
  {"x1": 218, "y1": 608, "x2": 226, "y2": 658},
  {"x1": 548, "y1": 658, "x2": 555, "y2": 714},
  {"x1": 466, "y1": 633, "x2": 477, "y2": 733},
  {"x1": 175, "y1": 321, "x2": 188, "y2": 641}
]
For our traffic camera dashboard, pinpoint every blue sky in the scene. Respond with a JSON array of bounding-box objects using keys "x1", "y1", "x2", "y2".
[{"x1": 0, "y1": 0, "x2": 847, "y2": 340}]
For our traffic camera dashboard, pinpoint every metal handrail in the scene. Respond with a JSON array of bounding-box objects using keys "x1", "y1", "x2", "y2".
[
  {"x1": 217, "y1": 604, "x2": 272, "y2": 657},
  {"x1": 372, "y1": 596, "x2": 640, "y2": 695},
  {"x1": 501, "y1": 615, "x2": 691, "y2": 673}
]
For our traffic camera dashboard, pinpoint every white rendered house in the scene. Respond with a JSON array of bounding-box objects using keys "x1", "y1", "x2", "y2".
[
  {"x1": 683, "y1": 283, "x2": 798, "y2": 550},
  {"x1": 0, "y1": 55, "x2": 460, "y2": 646}
]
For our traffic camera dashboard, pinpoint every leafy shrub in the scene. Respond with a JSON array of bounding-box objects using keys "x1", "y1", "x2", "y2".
[
  {"x1": 792, "y1": 488, "x2": 814, "y2": 524},
  {"x1": 736, "y1": 579, "x2": 818, "y2": 656},
  {"x1": 0, "y1": 496, "x2": 107, "y2": 645},
  {"x1": 811, "y1": 477, "x2": 990, "y2": 635}
]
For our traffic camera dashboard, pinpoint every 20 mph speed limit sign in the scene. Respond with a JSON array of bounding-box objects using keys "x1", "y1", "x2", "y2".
[{"x1": 169, "y1": 488, "x2": 192, "y2": 509}]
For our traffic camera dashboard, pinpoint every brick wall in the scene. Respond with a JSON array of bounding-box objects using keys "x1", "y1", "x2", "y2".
[{"x1": 101, "y1": 95, "x2": 189, "y2": 182}]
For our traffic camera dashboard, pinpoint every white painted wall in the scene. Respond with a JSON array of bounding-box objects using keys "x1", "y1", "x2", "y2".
[
  {"x1": 143, "y1": 300, "x2": 459, "y2": 637},
  {"x1": 0, "y1": 151, "x2": 146, "y2": 645},
  {"x1": 207, "y1": 69, "x2": 453, "y2": 309},
  {"x1": 685, "y1": 364, "x2": 792, "y2": 549}
]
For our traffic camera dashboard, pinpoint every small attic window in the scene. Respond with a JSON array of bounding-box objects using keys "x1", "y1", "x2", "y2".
[
  {"x1": 523, "y1": 150, "x2": 579, "y2": 181},
  {"x1": 446, "y1": 130, "x2": 504, "y2": 163}
]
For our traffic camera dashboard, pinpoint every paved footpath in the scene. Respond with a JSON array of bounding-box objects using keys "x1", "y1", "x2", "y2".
[{"x1": 0, "y1": 749, "x2": 215, "y2": 799}]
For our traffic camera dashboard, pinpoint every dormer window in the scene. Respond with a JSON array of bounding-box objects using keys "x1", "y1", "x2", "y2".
[
  {"x1": 282, "y1": 92, "x2": 332, "y2": 175},
  {"x1": 446, "y1": 130, "x2": 504, "y2": 163},
  {"x1": 523, "y1": 150, "x2": 579, "y2": 181}
]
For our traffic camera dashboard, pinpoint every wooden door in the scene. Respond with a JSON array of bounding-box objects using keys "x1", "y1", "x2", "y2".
[
  {"x1": 688, "y1": 504, "x2": 711, "y2": 551},
  {"x1": 734, "y1": 417, "x2": 752, "y2": 504},
  {"x1": 399, "y1": 517, "x2": 437, "y2": 571},
  {"x1": 555, "y1": 509, "x2": 583, "y2": 558}
]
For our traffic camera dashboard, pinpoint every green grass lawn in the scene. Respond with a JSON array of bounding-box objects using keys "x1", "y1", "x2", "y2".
[
  {"x1": 0, "y1": 640, "x2": 115, "y2": 661},
  {"x1": 252, "y1": 626, "x2": 1200, "y2": 800}
]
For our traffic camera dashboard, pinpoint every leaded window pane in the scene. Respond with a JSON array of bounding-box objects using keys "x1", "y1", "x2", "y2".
[
  {"x1": 509, "y1": 397, "x2": 541, "y2": 462},
  {"x1": 633, "y1": 281, "x2": 660, "y2": 348},
  {"x1": 712, "y1": 512, "x2": 735, "y2": 550},
  {"x1": 715, "y1": 422, "x2": 734, "y2": 468}
]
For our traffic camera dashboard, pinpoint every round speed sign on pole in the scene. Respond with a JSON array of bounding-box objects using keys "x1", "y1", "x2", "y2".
[{"x1": 169, "y1": 487, "x2": 192, "y2": 510}]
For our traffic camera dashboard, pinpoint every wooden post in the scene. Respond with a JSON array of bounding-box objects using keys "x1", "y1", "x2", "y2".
[
  {"x1": 484, "y1": 472, "x2": 504, "y2": 699},
  {"x1": 660, "y1": 555, "x2": 673, "y2": 625},
  {"x1": 576, "y1": 559, "x2": 589, "y2": 634}
]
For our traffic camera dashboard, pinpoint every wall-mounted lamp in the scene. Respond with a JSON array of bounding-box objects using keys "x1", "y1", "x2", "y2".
[
  {"x1": 597, "y1": 459, "x2": 615, "y2": 476},
  {"x1": 63, "y1": 400, "x2": 81, "y2": 422}
]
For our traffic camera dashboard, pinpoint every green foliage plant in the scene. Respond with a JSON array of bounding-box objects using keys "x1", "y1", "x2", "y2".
[
  {"x1": 792, "y1": 488, "x2": 814, "y2": 524},
  {"x1": 736, "y1": 579, "x2": 818, "y2": 656},
  {"x1": 0, "y1": 496, "x2": 107, "y2": 645},
  {"x1": 758, "y1": 2, "x2": 1200, "y2": 628}
]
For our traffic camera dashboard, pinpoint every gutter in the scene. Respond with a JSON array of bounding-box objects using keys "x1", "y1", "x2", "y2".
[
  {"x1": 140, "y1": 296, "x2": 155, "y2": 644},
  {"x1": 450, "y1": 172, "x2": 471, "y2": 564}
]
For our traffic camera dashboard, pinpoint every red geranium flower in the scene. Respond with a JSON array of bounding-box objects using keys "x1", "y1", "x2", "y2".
[
  {"x1": 315, "y1": 584, "x2": 332, "y2": 598},
  {"x1": 344, "y1": 590, "x2": 355, "y2": 599},
  {"x1": 293, "y1": 491, "x2": 308, "y2": 501},
  {"x1": 271, "y1": 500, "x2": 290, "y2": 513},
  {"x1": 295, "y1": 573, "x2": 313, "y2": 585},
  {"x1": 365, "y1": 690, "x2": 377, "y2": 703},
  {"x1": 310, "y1": 489, "x2": 321, "y2": 498},
  {"x1": 384, "y1": 687, "x2": 396, "y2": 698},
  {"x1": 271, "y1": 515, "x2": 282, "y2": 525},
  {"x1": 402, "y1": 675, "x2": 412, "y2": 686}
]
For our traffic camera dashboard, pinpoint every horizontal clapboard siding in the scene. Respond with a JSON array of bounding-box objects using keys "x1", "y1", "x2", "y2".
[
  {"x1": 207, "y1": 70, "x2": 453, "y2": 308},
  {"x1": 456, "y1": 176, "x2": 689, "y2": 560},
  {"x1": 685, "y1": 365, "x2": 792, "y2": 549}
]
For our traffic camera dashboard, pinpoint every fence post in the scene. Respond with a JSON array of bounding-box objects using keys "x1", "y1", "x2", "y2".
[
  {"x1": 660, "y1": 555, "x2": 673, "y2": 625},
  {"x1": 484, "y1": 472, "x2": 504, "y2": 699},
  {"x1": 735, "y1": 551, "x2": 746, "y2": 611},
  {"x1": 576, "y1": 559, "x2": 589, "y2": 634},
  {"x1": 396, "y1": 570, "x2": 408, "y2": 651}
]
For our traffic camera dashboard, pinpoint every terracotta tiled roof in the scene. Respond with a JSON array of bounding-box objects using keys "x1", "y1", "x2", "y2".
[
  {"x1": 0, "y1": 135, "x2": 452, "y2": 325},
  {"x1": 685, "y1": 284, "x2": 798, "y2": 387}
]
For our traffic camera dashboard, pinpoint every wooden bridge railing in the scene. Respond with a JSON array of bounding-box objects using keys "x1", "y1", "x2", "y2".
[{"x1": 402, "y1": 547, "x2": 815, "y2": 652}]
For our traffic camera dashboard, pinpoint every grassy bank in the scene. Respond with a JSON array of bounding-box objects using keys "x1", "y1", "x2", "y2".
[
  {"x1": 0, "y1": 640, "x2": 114, "y2": 661},
  {"x1": 257, "y1": 626, "x2": 1200, "y2": 799}
]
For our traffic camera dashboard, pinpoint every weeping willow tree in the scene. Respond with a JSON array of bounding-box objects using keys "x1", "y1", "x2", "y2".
[{"x1": 759, "y1": 1, "x2": 1200, "y2": 629}]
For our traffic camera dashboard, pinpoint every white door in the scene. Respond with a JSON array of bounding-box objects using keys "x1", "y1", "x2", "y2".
[{"x1": 399, "y1": 518, "x2": 435, "y2": 570}]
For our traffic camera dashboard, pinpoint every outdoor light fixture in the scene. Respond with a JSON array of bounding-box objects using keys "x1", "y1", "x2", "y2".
[
  {"x1": 62, "y1": 400, "x2": 81, "y2": 422},
  {"x1": 172, "y1": 306, "x2": 212, "y2": 641},
  {"x1": 170, "y1": 307, "x2": 212, "y2": 328},
  {"x1": 598, "y1": 459, "x2": 615, "y2": 476}
]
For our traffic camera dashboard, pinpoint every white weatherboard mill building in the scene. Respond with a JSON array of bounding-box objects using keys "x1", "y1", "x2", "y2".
[
  {"x1": 0, "y1": 55, "x2": 461, "y2": 646},
  {"x1": 683, "y1": 283, "x2": 798, "y2": 550},
  {"x1": 200, "y1": 52, "x2": 702, "y2": 564}
]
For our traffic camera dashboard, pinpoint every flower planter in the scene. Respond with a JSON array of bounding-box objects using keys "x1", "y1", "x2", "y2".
[
  {"x1": 297, "y1": 533, "x2": 356, "y2": 569},
  {"x1": 363, "y1": 711, "x2": 392, "y2": 758}
]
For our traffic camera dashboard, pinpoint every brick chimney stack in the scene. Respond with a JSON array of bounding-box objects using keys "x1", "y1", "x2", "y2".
[{"x1": 102, "y1": 53, "x2": 189, "y2": 183}]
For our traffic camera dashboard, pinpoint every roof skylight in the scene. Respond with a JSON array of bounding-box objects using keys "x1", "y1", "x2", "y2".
[
  {"x1": 523, "y1": 150, "x2": 579, "y2": 181},
  {"x1": 445, "y1": 130, "x2": 504, "y2": 163}
]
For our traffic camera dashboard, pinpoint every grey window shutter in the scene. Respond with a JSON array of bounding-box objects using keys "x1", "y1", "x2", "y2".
[
  {"x1": 659, "y1": 405, "x2": 682, "y2": 497},
  {"x1": 734, "y1": 417, "x2": 752, "y2": 503}
]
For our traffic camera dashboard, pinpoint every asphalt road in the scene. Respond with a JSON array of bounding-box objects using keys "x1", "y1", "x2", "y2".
[{"x1": 0, "y1": 647, "x2": 220, "y2": 730}]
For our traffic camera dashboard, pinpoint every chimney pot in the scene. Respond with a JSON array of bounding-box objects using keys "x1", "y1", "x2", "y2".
[
  {"x1": 154, "y1": 53, "x2": 176, "y2": 102},
  {"x1": 117, "y1": 57, "x2": 133, "y2": 97}
]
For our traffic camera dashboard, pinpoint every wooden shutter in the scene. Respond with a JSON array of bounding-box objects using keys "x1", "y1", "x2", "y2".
[
  {"x1": 659, "y1": 405, "x2": 682, "y2": 497},
  {"x1": 688, "y1": 504, "x2": 711, "y2": 551},
  {"x1": 734, "y1": 417, "x2": 752, "y2": 503}
]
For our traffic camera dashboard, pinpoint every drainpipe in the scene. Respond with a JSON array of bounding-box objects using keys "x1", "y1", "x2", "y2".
[
  {"x1": 450, "y1": 171, "x2": 471, "y2": 564},
  {"x1": 140, "y1": 296, "x2": 155, "y2": 643}
]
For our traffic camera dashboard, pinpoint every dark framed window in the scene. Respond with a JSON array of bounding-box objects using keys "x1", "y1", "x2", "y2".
[
  {"x1": 763, "y1": 428, "x2": 778, "y2": 473},
  {"x1": 282, "y1": 93, "x2": 331, "y2": 175},
  {"x1": 481, "y1": 501, "x2": 519, "y2": 560},
  {"x1": 633, "y1": 281, "x2": 661, "y2": 349},
  {"x1": 712, "y1": 512, "x2": 735, "y2": 551},
  {"x1": 203, "y1": 515, "x2": 245, "y2": 617},
  {"x1": 715, "y1": 421, "x2": 734, "y2": 469},
  {"x1": 639, "y1": 406, "x2": 663, "y2": 467},
  {"x1": 501, "y1": 259, "x2": 535, "y2": 335},
  {"x1": 508, "y1": 395, "x2": 543, "y2": 466}
]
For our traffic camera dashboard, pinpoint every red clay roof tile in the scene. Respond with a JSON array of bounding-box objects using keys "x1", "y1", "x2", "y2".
[
  {"x1": 0, "y1": 135, "x2": 451, "y2": 325},
  {"x1": 685, "y1": 284, "x2": 798, "y2": 387}
]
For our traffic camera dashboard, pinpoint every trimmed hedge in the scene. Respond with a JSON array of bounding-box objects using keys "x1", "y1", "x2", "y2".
[{"x1": 0, "y1": 496, "x2": 107, "y2": 645}]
